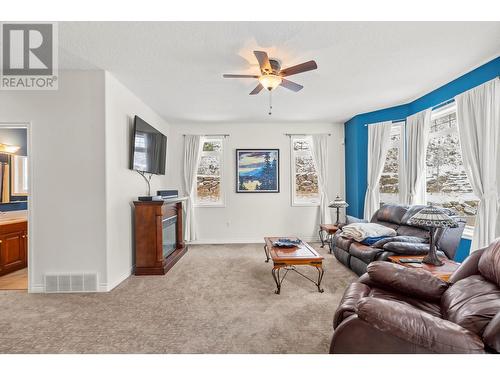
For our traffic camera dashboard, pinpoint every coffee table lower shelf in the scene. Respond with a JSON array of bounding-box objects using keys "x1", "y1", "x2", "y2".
[
  {"x1": 264, "y1": 237, "x2": 325, "y2": 295},
  {"x1": 271, "y1": 263, "x2": 324, "y2": 294}
]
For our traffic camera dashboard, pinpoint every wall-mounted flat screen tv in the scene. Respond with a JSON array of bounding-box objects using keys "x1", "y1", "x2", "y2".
[{"x1": 130, "y1": 115, "x2": 167, "y2": 175}]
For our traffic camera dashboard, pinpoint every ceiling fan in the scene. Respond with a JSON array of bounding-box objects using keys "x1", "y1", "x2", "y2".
[{"x1": 223, "y1": 51, "x2": 318, "y2": 95}]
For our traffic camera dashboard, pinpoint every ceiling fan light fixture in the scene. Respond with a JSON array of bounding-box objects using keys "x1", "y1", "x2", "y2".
[{"x1": 258, "y1": 74, "x2": 282, "y2": 91}]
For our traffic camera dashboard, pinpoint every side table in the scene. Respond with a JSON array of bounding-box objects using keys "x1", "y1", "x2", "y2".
[
  {"x1": 319, "y1": 224, "x2": 338, "y2": 253},
  {"x1": 388, "y1": 255, "x2": 461, "y2": 282}
]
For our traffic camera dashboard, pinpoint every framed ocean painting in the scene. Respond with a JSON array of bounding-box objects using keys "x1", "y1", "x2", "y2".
[{"x1": 236, "y1": 149, "x2": 279, "y2": 193}]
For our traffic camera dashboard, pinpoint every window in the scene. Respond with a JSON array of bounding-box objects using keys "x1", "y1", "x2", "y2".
[
  {"x1": 291, "y1": 136, "x2": 319, "y2": 206},
  {"x1": 426, "y1": 105, "x2": 479, "y2": 227},
  {"x1": 379, "y1": 122, "x2": 404, "y2": 206},
  {"x1": 196, "y1": 137, "x2": 224, "y2": 206}
]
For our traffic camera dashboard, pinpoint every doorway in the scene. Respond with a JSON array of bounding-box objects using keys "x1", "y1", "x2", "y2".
[{"x1": 0, "y1": 123, "x2": 30, "y2": 291}]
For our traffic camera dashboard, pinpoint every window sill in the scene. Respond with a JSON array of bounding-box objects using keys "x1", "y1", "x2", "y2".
[
  {"x1": 462, "y1": 225, "x2": 474, "y2": 241},
  {"x1": 194, "y1": 204, "x2": 226, "y2": 208},
  {"x1": 291, "y1": 203, "x2": 320, "y2": 208}
]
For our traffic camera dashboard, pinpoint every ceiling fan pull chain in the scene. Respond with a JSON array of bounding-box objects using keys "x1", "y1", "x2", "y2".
[{"x1": 269, "y1": 91, "x2": 273, "y2": 115}]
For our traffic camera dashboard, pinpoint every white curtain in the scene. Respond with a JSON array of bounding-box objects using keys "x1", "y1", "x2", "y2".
[
  {"x1": 403, "y1": 109, "x2": 431, "y2": 205},
  {"x1": 363, "y1": 121, "x2": 392, "y2": 220},
  {"x1": 456, "y1": 78, "x2": 500, "y2": 251},
  {"x1": 312, "y1": 134, "x2": 331, "y2": 224},
  {"x1": 183, "y1": 135, "x2": 202, "y2": 242}
]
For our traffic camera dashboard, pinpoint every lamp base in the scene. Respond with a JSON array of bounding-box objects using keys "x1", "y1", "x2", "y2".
[
  {"x1": 422, "y1": 249, "x2": 444, "y2": 266},
  {"x1": 422, "y1": 227, "x2": 444, "y2": 266}
]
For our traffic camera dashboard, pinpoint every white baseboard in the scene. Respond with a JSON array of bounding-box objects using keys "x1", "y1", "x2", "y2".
[
  {"x1": 189, "y1": 236, "x2": 320, "y2": 245},
  {"x1": 29, "y1": 284, "x2": 45, "y2": 293},
  {"x1": 98, "y1": 283, "x2": 109, "y2": 292},
  {"x1": 30, "y1": 282, "x2": 105, "y2": 294},
  {"x1": 102, "y1": 267, "x2": 133, "y2": 292}
]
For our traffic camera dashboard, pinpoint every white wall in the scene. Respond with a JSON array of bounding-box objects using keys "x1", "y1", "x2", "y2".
[
  {"x1": 0, "y1": 71, "x2": 107, "y2": 291},
  {"x1": 0, "y1": 69, "x2": 342, "y2": 291},
  {"x1": 167, "y1": 122, "x2": 345, "y2": 243},
  {"x1": 0, "y1": 71, "x2": 171, "y2": 292},
  {"x1": 104, "y1": 73, "x2": 170, "y2": 290}
]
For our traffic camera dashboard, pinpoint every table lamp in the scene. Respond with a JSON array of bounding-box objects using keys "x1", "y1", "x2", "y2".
[
  {"x1": 328, "y1": 195, "x2": 349, "y2": 225},
  {"x1": 407, "y1": 204, "x2": 458, "y2": 266}
]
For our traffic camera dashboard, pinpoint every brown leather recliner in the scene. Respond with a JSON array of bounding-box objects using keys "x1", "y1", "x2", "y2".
[{"x1": 330, "y1": 238, "x2": 500, "y2": 354}]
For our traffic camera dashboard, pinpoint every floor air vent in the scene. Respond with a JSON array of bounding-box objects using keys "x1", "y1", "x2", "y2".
[{"x1": 44, "y1": 273, "x2": 98, "y2": 293}]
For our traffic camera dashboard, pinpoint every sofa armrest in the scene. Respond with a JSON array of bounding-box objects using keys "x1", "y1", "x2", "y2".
[
  {"x1": 333, "y1": 282, "x2": 370, "y2": 328},
  {"x1": 366, "y1": 261, "x2": 448, "y2": 301},
  {"x1": 448, "y1": 247, "x2": 485, "y2": 284},
  {"x1": 483, "y1": 310, "x2": 500, "y2": 353},
  {"x1": 357, "y1": 297, "x2": 485, "y2": 353},
  {"x1": 331, "y1": 315, "x2": 434, "y2": 353}
]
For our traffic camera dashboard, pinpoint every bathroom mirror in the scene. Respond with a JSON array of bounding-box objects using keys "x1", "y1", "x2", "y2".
[{"x1": 11, "y1": 155, "x2": 28, "y2": 196}]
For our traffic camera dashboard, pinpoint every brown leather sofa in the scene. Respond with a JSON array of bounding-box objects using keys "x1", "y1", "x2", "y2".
[
  {"x1": 332, "y1": 204, "x2": 466, "y2": 275},
  {"x1": 330, "y1": 238, "x2": 500, "y2": 354}
]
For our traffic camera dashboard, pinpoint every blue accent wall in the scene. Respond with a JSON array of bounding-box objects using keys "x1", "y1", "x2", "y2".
[
  {"x1": 345, "y1": 104, "x2": 409, "y2": 218},
  {"x1": 455, "y1": 238, "x2": 472, "y2": 263},
  {"x1": 344, "y1": 56, "x2": 500, "y2": 261}
]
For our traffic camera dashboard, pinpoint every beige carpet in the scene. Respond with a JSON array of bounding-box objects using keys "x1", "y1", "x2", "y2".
[{"x1": 0, "y1": 243, "x2": 356, "y2": 353}]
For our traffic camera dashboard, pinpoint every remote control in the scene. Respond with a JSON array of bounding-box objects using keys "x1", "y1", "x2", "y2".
[{"x1": 399, "y1": 258, "x2": 423, "y2": 264}]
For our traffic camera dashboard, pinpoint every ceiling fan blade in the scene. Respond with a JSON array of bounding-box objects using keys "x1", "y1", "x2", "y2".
[
  {"x1": 280, "y1": 60, "x2": 317, "y2": 77},
  {"x1": 223, "y1": 74, "x2": 259, "y2": 78},
  {"x1": 254, "y1": 51, "x2": 272, "y2": 73},
  {"x1": 280, "y1": 78, "x2": 303, "y2": 92},
  {"x1": 249, "y1": 83, "x2": 264, "y2": 95}
]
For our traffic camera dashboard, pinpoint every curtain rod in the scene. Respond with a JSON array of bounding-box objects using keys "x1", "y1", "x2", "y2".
[
  {"x1": 360, "y1": 77, "x2": 498, "y2": 128},
  {"x1": 429, "y1": 76, "x2": 500, "y2": 111},
  {"x1": 182, "y1": 134, "x2": 229, "y2": 137},
  {"x1": 365, "y1": 119, "x2": 405, "y2": 127},
  {"x1": 364, "y1": 99, "x2": 455, "y2": 127},
  {"x1": 284, "y1": 133, "x2": 331, "y2": 136},
  {"x1": 431, "y1": 98, "x2": 455, "y2": 111}
]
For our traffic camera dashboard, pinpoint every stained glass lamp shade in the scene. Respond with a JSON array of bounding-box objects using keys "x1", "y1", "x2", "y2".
[
  {"x1": 408, "y1": 205, "x2": 458, "y2": 266},
  {"x1": 328, "y1": 195, "x2": 349, "y2": 225}
]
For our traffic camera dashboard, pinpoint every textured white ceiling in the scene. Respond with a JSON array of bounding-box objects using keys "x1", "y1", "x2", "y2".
[{"x1": 59, "y1": 22, "x2": 500, "y2": 123}]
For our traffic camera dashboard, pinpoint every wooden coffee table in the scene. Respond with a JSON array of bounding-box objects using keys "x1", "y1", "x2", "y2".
[
  {"x1": 388, "y1": 255, "x2": 461, "y2": 282},
  {"x1": 264, "y1": 237, "x2": 325, "y2": 294}
]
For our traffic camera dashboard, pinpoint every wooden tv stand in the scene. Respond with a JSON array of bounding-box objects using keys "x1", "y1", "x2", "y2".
[{"x1": 133, "y1": 197, "x2": 188, "y2": 275}]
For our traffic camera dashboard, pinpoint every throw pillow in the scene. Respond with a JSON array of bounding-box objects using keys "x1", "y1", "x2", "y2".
[{"x1": 372, "y1": 235, "x2": 428, "y2": 248}]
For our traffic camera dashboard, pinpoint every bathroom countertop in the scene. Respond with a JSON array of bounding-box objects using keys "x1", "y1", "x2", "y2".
[{"x1": 0, "y1": 210, "x2": 28, "y2": 225}]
